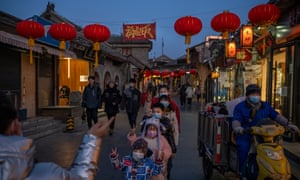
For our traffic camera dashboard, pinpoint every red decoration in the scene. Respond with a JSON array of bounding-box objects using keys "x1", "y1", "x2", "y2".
[
  {"x1": 152, "y1": 70, "x2": 160, "y2": 76},
  {"x1": 144, "y1": 69, "x2": 152, "y2": 77},
  {"x1": 211, "y1": 11, "x2": 240, "y2": 39},
  {"x1": 174, "y1": 16, "x2": 202, "y2": 64},
  {"x1": 189, "y1": 69, "x2": 197, "y2": 75},
  {"x1": 84, "y1": 24, "x2": 110, "y2": 42},
  {"x1": 174, "y1": 16, "x2": 202, "y2": 45},
  {"x1": 16, "y1": 20, "x2": 45, "y2": 64},
  {"x1": 49, "y1": 23, "x2": 77, "y2": 51},
  {"x1": 161, "y1": 70, "x2": 171, "y2": 77},
  {"x1": 248, "y1": 4, "x2": 280, "y2": 26},
  {"x1": 178, "y1": 69, "x2": 186, "y2": 76},
  {"x1": 83, "y1": 24, "x2": 111, "y2": 66}
]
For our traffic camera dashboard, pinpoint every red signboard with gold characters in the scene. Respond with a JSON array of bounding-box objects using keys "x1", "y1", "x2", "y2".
[
  {"x1": 123, "y1": 23, "x2": 156, "y2": 40},
  {"x1": 236, "y1": 49, "x2": 251, "y2": 62}
]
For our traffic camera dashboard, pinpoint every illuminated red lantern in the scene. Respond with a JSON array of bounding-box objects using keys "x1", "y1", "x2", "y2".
[
  {"x1": 144, "y1": 69, "x2": 152, "y2": 77},
  {"x1": 152, "y1": 70, "x2": 160, "y2": 76},
  {"x1": 248, "y1": 4, "x2": 280, "y2": 27},
  {"x1": 83, "y1": 24, "x2": 111, "y2": 66},
  {"x1": 49, "y1": 23, "x2": 77, "y2": 52},
  {"x1": 16, "y1": 20, "x2": 44, "y2": 64},
  {"x1": 161, "y1": 70, "x2": 171, "y2": 77},
  {"x1": 189, "y1": 68, "x2": 197, "y2": 75},
  {"x1": 178, "y1": 69, "x2": 186, "y2": 76},
  {"x1": 211, "y1": 11, "x2": 240, "y2": 39}
]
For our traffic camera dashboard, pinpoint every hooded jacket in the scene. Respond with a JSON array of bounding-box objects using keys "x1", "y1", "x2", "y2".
[{"x1": 0, "y1": 134, "x2": 101, "y2": 180}]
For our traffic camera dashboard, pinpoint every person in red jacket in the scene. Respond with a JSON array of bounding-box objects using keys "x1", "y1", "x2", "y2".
[{"x1": 151, "y1": 85, "x2": 181, "y2": 133}]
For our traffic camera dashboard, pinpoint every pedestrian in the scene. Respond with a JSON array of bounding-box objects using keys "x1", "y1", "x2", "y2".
[
  {"x1": 159, "y1": 95, "x2": 179, "y2": 146},
  {"x1": 82, "y1": 75, "x2": 102, "y2": 129},
  {"x1": 185, "y1": 84, "x2": 193, "y2": 107},
  {"x1": 179, "y1": 84, "x2": 186, "y2": 107},
  {"x1": 102, "y1": 80, "x2": 122, "y2": 135},
  {"x1": 141, "y1": 86, "x2": 152, "y2": 115},
  {"x1": 109, "y1": 138, "x2": 163, "y2": 180},
  {"x1": 121, "y1": 78, "x2": 141, "y2": 132},
  {"x1": 151, "y1": 102, "x2": 176, "y2": 180},
  {"x1": 232, "y1": 84, "x2": 299, "y2": 178},
  {"x1": 152, "y1": 85, "x2": 181, "y2": 133},
  {"x1": 0, "y1": 92, "x2": 113, "y2": 179},
  {"x1": 195, "y1": 85, "x2": 201, "y2": 103},
  {"x1": 128, "y1": 117, "x2": 172, "y2": 180}
]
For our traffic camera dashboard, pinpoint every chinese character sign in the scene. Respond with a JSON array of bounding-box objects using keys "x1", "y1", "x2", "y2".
[{"x1": 123, "y1": 23, "x2": 156, "y2": 40}]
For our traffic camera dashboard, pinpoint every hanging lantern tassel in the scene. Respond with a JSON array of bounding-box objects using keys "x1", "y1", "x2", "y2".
[
  {"x1": 28, "y1": 38, "x2": 35, "y2": 64},
  {"x1": 93, "y1": 42, "x2": 100, "y2": 66},
  {"x1": 185, "y1": 35, "x2": 191, "y2": 45},
  {"x1": 59, "y1": 40, "x2": 66, "y2": 59},
  {"x1": 187, "y1": 48, "x2": 190, "y2": 64}
]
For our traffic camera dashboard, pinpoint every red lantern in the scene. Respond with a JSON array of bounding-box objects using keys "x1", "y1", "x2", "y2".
[
  {"x1": 161, "y1": 70, "x2": 170, "y2": 77},
  {"x1": 174, "y1": 16, "x2": 202, "y2": 64},
  {"x1": 83, "y1": 24, "x2": 111, "y2": 66},
  {"x1": 189, "y1": 69, "x2": 197, "y2": 75},
  {"x1": 152, "y1": 70, "x2": 160, "y2": 76},
  {"x1": 144, "y1": 69, "x2": 152, "y2": 77},
  {"x1": 49, "y1": 23, "x2": 76, "y2": 52},
  {"x1": 211, "y1": 11, "x2": 240, "y2": 39},
  {"x1": 16, "y1": 20, "x2": 44, "y2": 64},
  {"x1": 174, "y1": 16, "x2": 202, "y2": 45},
  {"x1": 178, "y1": 69, "x2": 186, "y2": 76},
  {"x1": 248, "y1": 4, "x2": 280, "y2": 27}
]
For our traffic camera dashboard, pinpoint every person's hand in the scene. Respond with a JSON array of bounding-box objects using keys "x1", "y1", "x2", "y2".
[
  {"x1": 287, "y1": 123, "x2": 300, "y2": 133},
  {"x1": 88, "y1": 118, "x2": 114, "y2": 138},
  {"x1": 233, "y1": 126, "x2": 244, "y2": 135},
  {"x1": 110, "y1": 147, "x2": 118, "y2": 158}
]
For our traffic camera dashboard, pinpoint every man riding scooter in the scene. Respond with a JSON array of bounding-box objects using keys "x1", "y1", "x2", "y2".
[{"x1": 232, "y1": 84, "x2": 299, "y2": 178}]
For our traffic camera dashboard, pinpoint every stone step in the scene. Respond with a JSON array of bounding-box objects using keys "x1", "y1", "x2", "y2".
[{"x1": 21, "y1": 116, "x2": 65, "y2": 140}]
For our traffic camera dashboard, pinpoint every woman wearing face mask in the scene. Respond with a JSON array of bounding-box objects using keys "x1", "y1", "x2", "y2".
[
  {"x1": 159, "y1": 95, "x2": 179, "y2": 146},
  {"x1": 110, "y1": 138, "x2": 164, "y2": 180},
  {"x1": 232, "y1": 84, "x2": 299, "y2": 178},
  {"x1": 128, "y1": 117, "x2": 172, "y2": 180}
]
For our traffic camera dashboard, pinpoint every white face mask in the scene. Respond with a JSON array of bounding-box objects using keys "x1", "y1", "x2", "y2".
[{"x1": 132, "y1": 152, "x2": 144, "y2": 161}]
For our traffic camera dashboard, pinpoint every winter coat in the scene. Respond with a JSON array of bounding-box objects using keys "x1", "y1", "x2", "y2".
[
  {"x1": 122, "y1": 87, "x2": 141, "y2": 113},
  {"x1": 102, "y1": 87, "x2": 121, "y2": 115},
  {"x1": 0, "y1": 134, "x2": 102, "y2": 180},
  {"x1": 110, "y1": 154, "x2": 163, "y2": 180},
  {"x1": 82, "y1": 84, "x2": 102, "y2": 109}
]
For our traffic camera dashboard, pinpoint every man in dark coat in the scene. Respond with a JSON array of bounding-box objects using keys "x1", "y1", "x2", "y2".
[
  {"x1": 121, "y1": 78, "x2": 141, "y2": 132},
  {"x1": 82, "y1": 76, "x2": 102, "y2": 129},
  {"x1": 102, "y1": 81, "x2": 121, "y2": 135}
]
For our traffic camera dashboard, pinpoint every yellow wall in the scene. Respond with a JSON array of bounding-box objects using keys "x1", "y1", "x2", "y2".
[{"x1": 59, "y1": 59, "x2": 89, "y2": 93}]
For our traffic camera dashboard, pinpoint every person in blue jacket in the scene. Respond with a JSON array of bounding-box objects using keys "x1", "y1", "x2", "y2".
[{"x1": 232, "y1": 84, "x2": 299, "y2": 177}]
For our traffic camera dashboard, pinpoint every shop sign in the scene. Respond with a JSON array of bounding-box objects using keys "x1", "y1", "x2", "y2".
[
  {"x1": 123, "y1": 23, "x2": 156, "y2": 40},
  {"x1": 236, "y1": 49, "x2": 251, "y2": 62}
]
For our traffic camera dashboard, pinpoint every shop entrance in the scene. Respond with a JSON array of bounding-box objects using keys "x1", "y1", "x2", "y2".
[{"x1": 269, "y1": 40, "x2": 300, "y2": 127}]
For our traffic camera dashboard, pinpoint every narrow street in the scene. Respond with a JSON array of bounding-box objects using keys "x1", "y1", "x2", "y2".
[{"x1": 34, "y1": 97, "x2": 225, "y2": 179}]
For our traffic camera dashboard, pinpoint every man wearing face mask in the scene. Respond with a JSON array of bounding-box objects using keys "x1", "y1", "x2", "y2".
[
  {"x1": 121, "y1": 78, "x2": 141, "y2": 132},
  {"x1": 151, "y1": 85, "x2": 181, "y2": 133},
  {"x1": 232, "y1": 84, "x2": 299, "y2": 177}
]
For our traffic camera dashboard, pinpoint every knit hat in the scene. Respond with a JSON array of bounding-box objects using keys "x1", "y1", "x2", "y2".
[
  {"x1": 246, "y1": 84, "x2": 261, "y2": 96},
  {"x1": 132, "y1": 138, "x2": 148, "y2": 155},
  {"x1": 141, "y1": 117, "x2": 162, "y2": 151}
]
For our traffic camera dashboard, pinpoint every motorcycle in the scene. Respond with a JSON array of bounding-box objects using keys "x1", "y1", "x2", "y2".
[{"x1": 198, "y1": 113, "x2": 297, "y2": 180}]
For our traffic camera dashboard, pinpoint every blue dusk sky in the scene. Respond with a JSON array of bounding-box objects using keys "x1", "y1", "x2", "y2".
[{"x1": 0, "y1": 0, "x2": 267, "y2": 59}]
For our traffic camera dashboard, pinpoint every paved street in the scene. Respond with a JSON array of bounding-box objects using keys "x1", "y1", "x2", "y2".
[{"x1": 34, "y1": 97, "x2": 226, "y2": 179}]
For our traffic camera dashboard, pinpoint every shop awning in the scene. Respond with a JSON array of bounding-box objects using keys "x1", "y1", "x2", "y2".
[{"x1": 0, "y1": 31, "x2": 77, "y2": 58}]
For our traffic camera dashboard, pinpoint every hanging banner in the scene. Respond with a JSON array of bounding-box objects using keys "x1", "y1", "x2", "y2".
[{"x1": 123, "y1": 23, "x2": 156, "y2": 40}]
